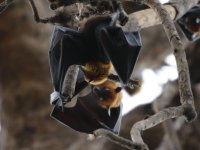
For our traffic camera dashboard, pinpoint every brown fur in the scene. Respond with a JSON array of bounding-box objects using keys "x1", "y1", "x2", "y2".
[{"x1": 82, "y1": 61, "x2": 112, "y2": 85}]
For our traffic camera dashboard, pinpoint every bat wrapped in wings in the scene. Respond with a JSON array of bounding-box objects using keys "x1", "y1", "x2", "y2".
[{"x1": 49, "y1": 15, "x2": 142, "y2": 134}]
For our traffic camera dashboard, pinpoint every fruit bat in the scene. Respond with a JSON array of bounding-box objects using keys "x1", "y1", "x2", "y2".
[
  {"x1": 49, "y1": 16, "x2": 142, "y2": 92},
  {"x1": 49, "y1": 16, "x2": 142, "y2": 134}
]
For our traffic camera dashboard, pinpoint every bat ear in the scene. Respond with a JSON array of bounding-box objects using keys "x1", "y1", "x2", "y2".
[{"x1": 96, "y1": 26, "x2": 142, "y2": 84}]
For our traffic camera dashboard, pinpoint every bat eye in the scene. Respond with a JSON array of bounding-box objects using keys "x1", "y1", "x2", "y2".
[{"x1": 115, "y1": 87, "x2": 122, "y2": 93}]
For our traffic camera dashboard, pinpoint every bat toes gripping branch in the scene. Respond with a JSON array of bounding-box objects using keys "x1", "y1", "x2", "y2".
[
  {"x1": 118, "y1": 6, "x2": 129, "y2": 26},
  {"x1": 111, "y1": 1, "x2": 129, "y2": 26},
  {"x1": 60, "y1": 94, "x2": 73, "y2": 112},
  {"x1": 50, "y1": 91, "x2": 72, "y2": 112}
]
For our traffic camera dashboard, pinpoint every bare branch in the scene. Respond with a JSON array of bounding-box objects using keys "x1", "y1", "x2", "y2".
[
  {"x1": 145, "y1": 0, "x2": 197, "y2": 119},
  {"x1": 93, "y1": 129, "x2": 148, "y2": 150},
  {"x1": 124, "y1": 0, "x2": 200, "y2": 32},
  {"x1": 131, "y1": 106, "x2": 184, "y2": 145},
  {"x1": 129, "y1": 0, "x2": 197, "y2": 148},
  {"x1": 28, "y1": 0, "x2": 71, "y2": 25},
  {"x1": 153, "y1": 83, "x2": 182, "y2": 150},
  {"x1": 0, "y1": 0, "x2": 199, "y2": 29},
  {"x1": 61, "y1": 65, "x2": 79, "y2": 99},
  {"x1": 124, "y1": 4, "x2": 176, "y2": 31},
  {"x1": 170, "y1": 0, "x2": 200, "y2": 19}
]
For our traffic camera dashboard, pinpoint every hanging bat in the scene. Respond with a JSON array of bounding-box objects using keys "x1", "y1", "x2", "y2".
[
  {"x1": 49, "y1": 15, "x2": 141, "y2": 92},
  {"x1": 49, "y1": 14, "x2": 142, "y2": 134},
  {"x1": 51, "y1": 76, "x2": 123, "y2": 134}
]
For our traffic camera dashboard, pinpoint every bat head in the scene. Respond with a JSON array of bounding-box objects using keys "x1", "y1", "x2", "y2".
[
  {"x1": 93, "y1": 80, "x2": 122, "y2": 109},
  {"x1": 82, "y1": 61, "x2": 112, "y2": 85}
]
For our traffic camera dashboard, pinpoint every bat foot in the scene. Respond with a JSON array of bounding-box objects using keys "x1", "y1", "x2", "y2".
[
  {"x1": 50, "y1": 91, "x2": 60, "y2": 105},
  {"x1": 61, "y1": 94, "x2": 72, "y2": 103},
  {"x1": 50, "y1": 91, "x2": 73, "y2": 112}
]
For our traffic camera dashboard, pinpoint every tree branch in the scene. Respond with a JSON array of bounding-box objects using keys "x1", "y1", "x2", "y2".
[
  {"x1": 61, "y1": 65, "x2": 79, "y2": 99},
  {"x1": 129, "y1": 0, "x2": 197, "y2": 148},
  {"x1": 144, "y1": 0, "x2": 197, "y2": 119},
  {"x1": 93, "y1": 129, "x2": 148, "y2": 150},
  {"x1": 93, "y1": 0, "x2": 198, "y2": 149},
  {"x1": 153, "y1": 82, "x2": 182, "y2": 150},
  {"x1": 123, "y1": 0, "x2": 200, "y2": 31},
  {"x1": 1, "y1": 0, "x2": 199, "y2": 30},
  {"x1": 131, "y1": 106, "x2": 184, "y2": 144}
]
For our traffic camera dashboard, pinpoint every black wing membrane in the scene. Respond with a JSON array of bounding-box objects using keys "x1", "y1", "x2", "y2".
[
  {"x1": 49, "y1": 26, "x2": 92, "y2": 91},
  {"x1": 51, "y1": 69, "x2": 122, "y2": 134},
  {"x1": 49, "y1": 24, "x2": 140, "y2": 134},
  {"x1": 51, "y1": 93, "x2": 122, "y2": 134},
  {"x1": 96, "y1": 26, "x2": 142, "y2": 84},
  {"x1": 177, "y1": 4, "x2": 200, "y2": 41}
]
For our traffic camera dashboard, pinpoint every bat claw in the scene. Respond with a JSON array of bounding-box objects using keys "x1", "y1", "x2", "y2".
[
  {"x1": 62, "y1": 95, "x2": 72, "y2": 103},
  {"x1": 50, "y1": 91, "x2": 73, "y2": 112},
  {"x1": 60, "y1": 94, "x2": 72, "y2": 111},
  {"x1": 50, "y1": 91, "x2": 60, "y2": 105}
]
